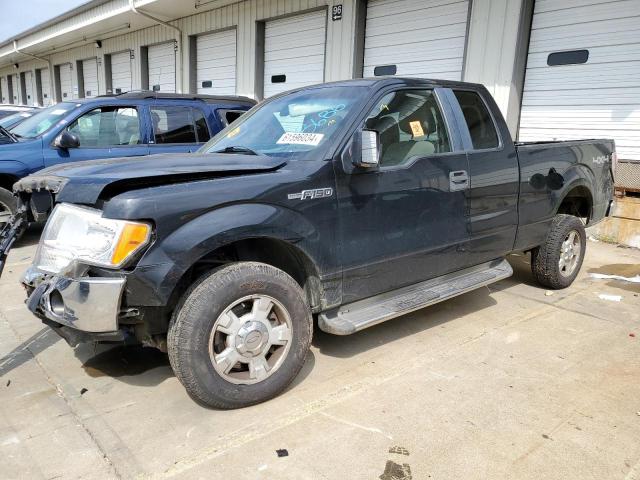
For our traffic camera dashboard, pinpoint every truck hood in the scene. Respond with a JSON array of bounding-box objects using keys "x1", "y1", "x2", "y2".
[{"x1": 14, "y1": 152, "x2": 286, "y2": 205}]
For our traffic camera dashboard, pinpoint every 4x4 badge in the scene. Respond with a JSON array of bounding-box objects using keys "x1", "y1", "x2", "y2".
[{"x1": 288, "y1": 188, "x2": 333, "y2": 200}]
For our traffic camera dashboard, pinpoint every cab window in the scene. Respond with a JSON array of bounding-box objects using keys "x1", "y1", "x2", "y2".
[
  {"x1": 67, "y1": 107, "x2": 141, "y2": 147},
  {"x1": 364, "y1": 90, "x2": 451, "y2": 167},
  {"x1": 453, "y1": 90, "x2": 499, "y2": 150}
]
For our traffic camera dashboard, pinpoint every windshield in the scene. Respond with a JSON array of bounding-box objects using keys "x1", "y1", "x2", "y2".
[
  {"x1": 12, "y1": 103, "x2": 77, "y2": 139},
  {"x1": 200, "y1": 86, "x2": 368, "y2": 159},
  {"x1": 0, "y1": 111, "x2": 34, "y2": 130}
]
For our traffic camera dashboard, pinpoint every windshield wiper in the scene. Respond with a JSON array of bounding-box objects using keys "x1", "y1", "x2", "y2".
[
  {"x1": 213, "y1": 146, "x2": 259, "y2": 156},
  {"x1": 0, "y1": 126, "x2": 17, "y2": 143}
]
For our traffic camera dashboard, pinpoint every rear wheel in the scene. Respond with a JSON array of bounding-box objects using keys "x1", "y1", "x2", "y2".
[
  {"x1": 531, "y1": 214, "x2": 586, "y2": 289},
  {"x1": 0, "y1": 187, "x2": 16, "y2": 226},
  {"x1": 168, "y1": 262, "x2": 312, "y2": 409}
]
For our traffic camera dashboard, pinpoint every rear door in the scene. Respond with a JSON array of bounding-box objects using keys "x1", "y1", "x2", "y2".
[
  {"x1": 449, "y1": 88, "x2": 519, "y2": 264},
  {"x1": 149, "y1": 102, "x2": 212, "y2": 154},
  {"x1": 43, "y1": 104, "x2": 149, "y2": 167},
  {"x1": 336, "y1": 87, "x2": 470, "y2": 302}
]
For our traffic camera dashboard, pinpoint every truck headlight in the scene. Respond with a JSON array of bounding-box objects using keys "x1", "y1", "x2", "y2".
[{"x1": 34, "y1": 203, "x2": 151, "y2": 273}]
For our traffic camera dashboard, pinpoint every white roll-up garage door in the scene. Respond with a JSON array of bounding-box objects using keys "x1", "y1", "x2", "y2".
[
  {"x1": 263, "y1": 10, "x2": 326, "y2": 98},
  {"x1": 0, "y1": 77, "x2": 7, "y2": 103},
  {"x1": 148, "y1": 42, "x2": 176, "y2": 93},
  {"x1": 82, "y1": 58, "x2": 99, "y2": 98},
  {"x1": 23, "y1": 71, "x2": 34, "y2": 106},
  {"x1": 196, "y1": 29, "x2": 237, "y2": 95},
  {"x1": 518, "y1": 0, "x2": 640, "y2": 162},
  {"x1": 111, "y1": 51, "x2": 132, "y2": 94},
  {"x1": 58, "y1": 64, "x2": 73, "y2": 100},
  {"x1": 363, "y1": 0, "x2": 470, "y2": 80},
  {"x1": 39, "y1": 68, "x2": 52, "y2": 106},
  {"x1": 11, "y1": 74, "x2": 19, "y2": 103}
]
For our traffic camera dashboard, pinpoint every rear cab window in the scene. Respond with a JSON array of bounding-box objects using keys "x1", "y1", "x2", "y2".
[
  {"x1": 453, "y1": 90, "x2": 500, "y2": 150},
  {"x1": 151, "y1": 105, "x2": 211, "y2": 144}
]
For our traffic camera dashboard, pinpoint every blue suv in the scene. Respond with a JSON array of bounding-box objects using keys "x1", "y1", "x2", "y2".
[{"x1": 0, "y1": 92, "x2": 255, "y2": 223}]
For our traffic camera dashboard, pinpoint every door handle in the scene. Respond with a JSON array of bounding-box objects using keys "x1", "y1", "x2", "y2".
[{"x1": 449, "y1": 170, "x2": 469, "y2": 192}]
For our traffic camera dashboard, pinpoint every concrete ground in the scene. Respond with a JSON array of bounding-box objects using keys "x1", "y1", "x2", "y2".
[{"x1": 1, "y1": 229, "x2": 639, "y2": 480}]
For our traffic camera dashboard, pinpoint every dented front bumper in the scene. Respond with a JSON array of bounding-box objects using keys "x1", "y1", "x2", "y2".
[{"x1": 23, "y1": 267, "x2": 126, "y2": 345}]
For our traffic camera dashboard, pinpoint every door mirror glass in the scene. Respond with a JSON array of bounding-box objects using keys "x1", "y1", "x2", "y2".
[
  {"x1": 356, "y1": 129, "x2": 379, "y2": 168},
  {"x1": 54, "y1": 131, "x2": 80, "y2": 149}
]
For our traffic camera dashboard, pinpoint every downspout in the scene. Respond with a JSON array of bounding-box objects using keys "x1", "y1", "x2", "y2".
[
  {"x1": 128, "y1": 0, "x2": 183, "y2": 93},
  {"x1": 13, "y1": 40, "x2": 55, "y2": 105}
]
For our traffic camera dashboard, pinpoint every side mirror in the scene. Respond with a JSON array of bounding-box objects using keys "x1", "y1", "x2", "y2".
[
  {"x1": 353, "y1": 129, "x2": 380, "y2": 168},
  {"x1": 54, "y1": 131, "x2": 80, "y2": 149}
]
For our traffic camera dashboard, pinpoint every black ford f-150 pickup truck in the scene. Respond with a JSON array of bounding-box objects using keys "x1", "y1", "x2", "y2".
[{"x1": 1, "y1": 78, "x2": 614, "y2": 408}]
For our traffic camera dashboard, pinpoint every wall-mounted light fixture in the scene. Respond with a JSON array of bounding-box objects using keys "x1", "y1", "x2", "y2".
[
  {"x1": 13, "y1": 63, "x2": 18, "y2": 69},
  {"x1": 94, "y1": 40, "x2": 102, "y2": 48}
]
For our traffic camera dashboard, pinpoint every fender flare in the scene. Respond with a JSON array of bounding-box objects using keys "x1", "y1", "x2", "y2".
[
  {"x1": 130, "y1": 202, "x2": 330, "y2": 306},
  {"x1": 553, "y1": 164, "x2": 595, "y2": 216}
]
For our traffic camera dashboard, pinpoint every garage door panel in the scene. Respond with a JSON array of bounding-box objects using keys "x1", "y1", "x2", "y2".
[
  {"x1": 82, "y1": 58, "x2": 99, "y2": 98},
  {"x1": 523, "y1": 88, "x2": 640, "y2": 106},
  {"x1": 528, "y1": 18, "x2": 640, "y2": 53},
  {"x1": 196, "y1": 30, "x2": 236, "y2": 95},
  {"x1": 365, "y1": 6, "x2": 468, "y2": 37},
  {"x1": 148, "y1": 43, "x2": 176, "y2": 93},
  {"x1": 59, "y1": 64, "x2": 73, "y2": 100},
  {"x1": 40, "y1": 69, "x2": 52, "y2": 105},
  {"x1": 519, "y1": 0, "x2": 640, "y2": 161},
  {"x1": 526, "y1": 45, "x2": 640, "y2": 69},
  {"x1": 263, "y1": 11, "x2": 326, "y2": 97},
  {"x1": 111, "y1": 51, "x2": 132, "y2": 94},
  {"x1": 522, "y1": 63, "x2": 639, "y2": 90},
  {"x1": 531, "y1": 0, "x2": 636, "y2": 28},
  {"x1": 366, "y1": 0, "x2": 465, "y2": 18},
  {"x1": 364, "y1": 0, "x2": 468, "y2": 81},
  {"x1": 365, "y1": 38, "x2": 466, "y2": 63}
]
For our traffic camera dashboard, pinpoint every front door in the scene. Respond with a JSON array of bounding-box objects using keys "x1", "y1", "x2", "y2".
[
  {"x1": 335, "y1": 88, "x2": 470, "y2": 304},
  {"x1": 44, "y1": 105, "x2": 149, "y2": 167}
]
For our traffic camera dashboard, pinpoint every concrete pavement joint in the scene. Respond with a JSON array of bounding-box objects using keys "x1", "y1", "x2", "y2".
[{"x1": 0, "y1": 308, "x2": 124, "y2": 479}]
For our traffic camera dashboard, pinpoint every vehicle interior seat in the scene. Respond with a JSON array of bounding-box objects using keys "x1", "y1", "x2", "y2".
[{"x1": 382, "y1": 106, "x2": 436, "y2": 166}]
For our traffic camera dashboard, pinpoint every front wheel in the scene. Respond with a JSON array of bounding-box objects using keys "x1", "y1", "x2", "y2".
[
  {"x1": 168, "y1": 262, "x2": 312, "y2": 409},
  {"x1": 0, "y1": 187, "x2": 16, "y2": 226},
  {"x1": 531, "y1": 214, "x2": 586, "y2": 289}
]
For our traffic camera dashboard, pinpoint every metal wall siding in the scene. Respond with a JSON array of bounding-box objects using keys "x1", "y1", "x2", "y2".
[
  {"x1": 519, "y1": 0, "x2": 640, "y2": 161},
  {"x1": 1, "y1": 0, "x2": 357, "y2": 99}
]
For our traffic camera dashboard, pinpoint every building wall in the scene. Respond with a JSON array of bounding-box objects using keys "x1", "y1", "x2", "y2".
[
  {"x1": 0, "y1": 0, "x2": 359, "y2": 102},
  {"x1": 463, "y1": 0, "x2": 532, "y2": 136}
]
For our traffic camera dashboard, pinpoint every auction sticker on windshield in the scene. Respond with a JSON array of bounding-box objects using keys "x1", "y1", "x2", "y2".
[{"x1": 277, "y1": 132, "x2": 324, "y2": 146}]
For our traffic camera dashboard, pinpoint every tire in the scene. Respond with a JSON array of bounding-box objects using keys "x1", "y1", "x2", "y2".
[
  {"x1": 0, "y1": 187, "x2": 17, "y2": 225},
  {"x1": 531, "y1": 214, "x2": 586, "y2": 289},
  {"x1": 168, "y1": 262, "x2": 312, "y2": 409}
]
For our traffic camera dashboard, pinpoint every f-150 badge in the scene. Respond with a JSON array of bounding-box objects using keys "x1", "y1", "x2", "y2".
[{"x1": 288, "y1": 188, "x2": 333, "y2": 200}]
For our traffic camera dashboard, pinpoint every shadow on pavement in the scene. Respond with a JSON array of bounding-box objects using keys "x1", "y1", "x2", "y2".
[
  {"x1": 313, "y1": 254, "x2": 536, "y2": 359},
  {"x1": 0, "y1": 327, "x2": 60, "y2": 377},
  {"x1": 77, "y1": 344, "x2": 174, "y2": 387}
]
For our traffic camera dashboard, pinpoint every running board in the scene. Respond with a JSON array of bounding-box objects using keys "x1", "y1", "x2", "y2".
[{"x1": 318, "y1": 258, "x2": 513, "y2": 335}]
